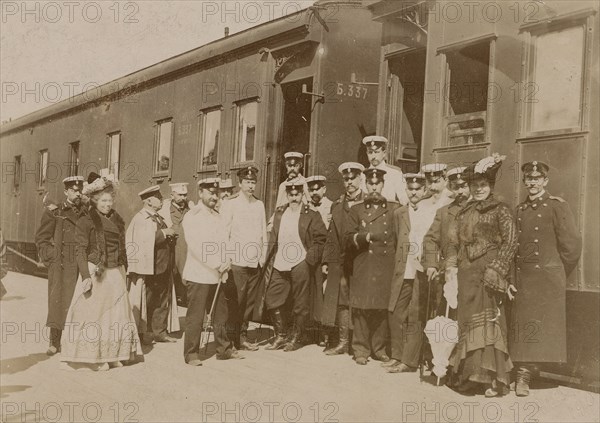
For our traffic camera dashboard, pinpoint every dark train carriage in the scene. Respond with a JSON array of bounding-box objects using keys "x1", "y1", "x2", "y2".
[
  {"x1": 369, "y1": 0, "x2": 599, "y2": 384},
  {"x1": 0, "y1": 0, "x2": 381, "y2": 272}
]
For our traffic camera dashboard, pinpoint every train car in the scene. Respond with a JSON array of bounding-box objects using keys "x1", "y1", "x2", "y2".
[
  {"x1": 368, "y1": 0, "x2": 599, "y2": 385},
  {"x1": 0, "y1": 0, "x2": 382, "y2": 274}
]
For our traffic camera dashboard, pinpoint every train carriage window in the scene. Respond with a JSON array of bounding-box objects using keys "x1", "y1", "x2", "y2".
[
  {"x1": 154, "y1": 119, "x2": 173, "y2": 175},
  {"x1": 68, "y1": 141, "x2": 80, "y2": 177},
  {"x1": 198, "y1": 108, "x2": 221, "y2": 170},
  {"x1": 107, "y1": 132, "x2": 121, "y2": 179},
  {"x1": 235, "y1": 100, "x2": 258, "y2": 163},
  {"x1": 526, "y1": 25, "x2": 586, "y2": 133},
  {"x1": 442, "y1": 41, "x2": 491, "y2": 147},
  {"x1": 13, "y1": 155, "x2": 21, "y2": 191},
  {"x1": 37, "y1": 149, "x2": 48, "y2": 189}
]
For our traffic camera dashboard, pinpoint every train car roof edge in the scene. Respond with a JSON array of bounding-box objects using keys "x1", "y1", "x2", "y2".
[{"x1": 0, "y1": 7, "x2": 313, "y2": 136}]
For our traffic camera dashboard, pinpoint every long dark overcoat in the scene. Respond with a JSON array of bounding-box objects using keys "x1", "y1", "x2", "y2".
[
  {"x1": 35, "y1": 203, "x2": 86, "y2": 329},
  {"x1": 510, "y1": 192, "x2": 582, "y2": 363},
  {"x1": 345, "y1": 199, "x2": 399, "y2": 310}
]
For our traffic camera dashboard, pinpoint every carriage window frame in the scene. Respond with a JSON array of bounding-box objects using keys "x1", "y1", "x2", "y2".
[
  {"x1": 518, "y1": 10, "x2": 595, "y2": 139},
  {"x1": 13, "y1": 155, "x2": 22, "y2": 192},
  {"x1": 437, "y1": 34, "x2": 496, "y2": 149},
  {"x1": 196, "y1": 106, "x2": 223, "y2": 174},
  {"x1": 106, "y1": 132, "x2": 121, "y2": 179},
  {"x1": 152, "y1": 118, "x2": 174, "y2": 179},
  {"x1": 67, "y1": 141, "x2": 80, "y2": 177},
  {"x1": 37, "y1": 149, "x2": 49, "y2": 190},
  {"x1": 233, "y1": 97, "x2": 260, "y2": 166}
]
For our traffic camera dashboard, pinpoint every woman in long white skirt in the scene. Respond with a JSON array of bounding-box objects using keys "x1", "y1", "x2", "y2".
[{"x1": 61, "y1": 173, "x2": 142, "y2": 370}]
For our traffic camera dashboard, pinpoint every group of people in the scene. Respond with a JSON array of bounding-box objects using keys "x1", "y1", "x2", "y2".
[{"x1": 35, "y1": 134, "x2": 581, "y2": 398}]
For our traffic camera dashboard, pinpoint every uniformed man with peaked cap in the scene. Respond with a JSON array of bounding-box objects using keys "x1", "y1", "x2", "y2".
[
  {"x1": 220, "y1": 166, "x2": 267, "y2": 351},
  {"x1": 420, "y1": 163, "x2": 453, "y2": 208},
  {"x1": 346, "y1": 167, "x2": 399, "y2": 365},
  {"x1": 257, "y1": 180, "x2": 327, "y2": 352},
  {"x1": 510, "y1": 161, "x2": 582, "y2": 396},
  {"x1": 182, "y1": 177, "x2": 241, "y2": 365},
  {"x1": 274, "y1": 152, "x2": 309, "y2": 208},
  {"x1": 35, "y1": 175, "x2": 87, "y2": 355},
  {"x1": 385, "y1": 173, "x2": 432, "y2": 373},
  {"x1": 361, "y1": 136, "x2": 408, "y2": 205},
  {"x1": 321, "y1": 162, "x2": 365, "y2": 355}
]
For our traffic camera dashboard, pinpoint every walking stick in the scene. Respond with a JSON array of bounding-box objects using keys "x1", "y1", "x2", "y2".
[
  {"x1": 420, "y1": 273, "x2": 436, "y2": 382},
  {"x1": 201, "y1": 271, "x2": 227, "y2": 354}
]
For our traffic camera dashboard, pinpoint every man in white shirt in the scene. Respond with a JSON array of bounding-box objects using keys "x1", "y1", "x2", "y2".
[
  {"x1": 182, "y1": 178, "x2": 241, "y2": 366},
  {"x1": 220, "y1": 166, "x2": 267, "y2": 351},
  {"x1": 361, "y1": 136, "x2": 408, "y2": 206},
  {"x1": 259, "y1": 182, "x2": 327, "y2": 352},
  {"x1": 386, "y1": 173, "x2": 434, "y2": 373}
]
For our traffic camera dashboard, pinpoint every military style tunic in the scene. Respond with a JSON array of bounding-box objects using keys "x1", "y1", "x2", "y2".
[
  {"x1": 35, "y1": 202, "x2": 87, "y2": 329},
  {"x1": 345, "y1": 198, "x2": 399, "y2": 309},
  {"x1": 511, "y1": 191, "x2": 582, "y2": 363}
]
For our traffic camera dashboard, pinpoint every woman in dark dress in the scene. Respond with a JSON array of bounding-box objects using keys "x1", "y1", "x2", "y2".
[
  {"x1": 61, "y1": 173, "x2": 142, "y2": 370},
  {"x1": 445, "y1": 155, "x2": 517, "y2": 396}
]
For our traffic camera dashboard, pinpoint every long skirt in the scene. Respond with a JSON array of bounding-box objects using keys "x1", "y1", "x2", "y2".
[
  {"x1": 61, "y1": 263, "x2": 143, "y2": 363},
  {"x1": 448, "y1": 252, "x2": 513, "y2": 387}
]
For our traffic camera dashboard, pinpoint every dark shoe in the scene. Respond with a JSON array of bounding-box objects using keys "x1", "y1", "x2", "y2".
[
  {"x1": 140, "y1": 334, "x2": 154, "y2": 345},
  {"x1": 265, "y1": 309, "x2": 288, "y2": 351},
  {"x1": 283, "y1": 340, "x2": 303, "y2": 352},
  {"x1": 387, "y1": 363, "x2": 417, "y2": 373},
  {"x1": 240, "y1": 341, "x2": 259, "y2": 351},
  {"x1": 318, "y1": 333, "x2": 329, "y2": 348},
  {"x1": 354, "y1": 356, "x2": 368, "y2": 365},
  {"x1": 381, "y1": 358, "x2": 401, "y2": 368},
  {"x1": 187, "y1": 359, "x2": 202, "y2": 366},
  {"x1": 154, "y1": 334, "x2": 177, "y2": 343},
  {"x1": 46, "y1": 345, "x2": 59, "y2": 356},
  {"x1": 374, "y1": 354, "x2": 390, "y2": 363},
  {"x1": 485, "y1": 380, "x2": 509, "y2": 397},
  {"x1": 216, "y1": 349, "x2": 245, "y2": 360},
  {"x1": 516, "y1": 367, "x2": 532, "y2": 397}
]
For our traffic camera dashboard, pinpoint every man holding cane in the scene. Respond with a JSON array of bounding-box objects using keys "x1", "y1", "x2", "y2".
[{"x1": 182, "y1": 178, "x2": 242, "y2": 366}]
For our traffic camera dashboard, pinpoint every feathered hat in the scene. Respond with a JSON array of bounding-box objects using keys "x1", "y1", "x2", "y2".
[
  {"x1": 464, "y1": 153, "x2": 506, "y2": 184},
  {"x1": 82, "y1": 172, "x2": 115, "y2": 196}
]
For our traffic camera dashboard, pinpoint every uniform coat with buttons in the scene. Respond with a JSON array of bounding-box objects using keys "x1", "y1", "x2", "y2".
[
  {"x1": 511, "y1": 191, "x2": 582, "y2": 363},
  {"x1": 345, "y1": 199, "x2": 399, "y2": 309},
  {"x1": 35, "y1": 202, "x2": 87, "y2": 329}
]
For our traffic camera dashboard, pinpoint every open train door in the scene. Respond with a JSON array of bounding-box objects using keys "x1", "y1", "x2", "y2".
[{"x1": 265, "y1": 77, "x2": 313, "y2": 213}]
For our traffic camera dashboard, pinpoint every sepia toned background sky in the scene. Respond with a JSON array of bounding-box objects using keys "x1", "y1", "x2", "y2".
[{"x1": 1, "y1": 0, "x2": 314, "y2": 123}]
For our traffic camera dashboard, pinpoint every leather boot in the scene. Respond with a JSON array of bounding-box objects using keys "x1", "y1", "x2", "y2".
[
  {"x1": 325, "y1": 308, "x2": 349, "y2": 355},
  {"x1": 284, "y1": 315, "x2": 304, "y2": 352},
  {"x1": 516, "y1": 367, "x2": 532, "y2": 397},
  {"x1": 265, "y1": 309, "x2": 287, "y2": 350}
]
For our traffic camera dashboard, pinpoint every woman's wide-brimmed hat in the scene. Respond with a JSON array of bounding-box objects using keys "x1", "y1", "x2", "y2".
[
  {"x1": 82, "y1": 172, "x2": 115, "y2": 196},
  {"x1": 463, "y1": 153, "x2": 506, "y2": 184}
]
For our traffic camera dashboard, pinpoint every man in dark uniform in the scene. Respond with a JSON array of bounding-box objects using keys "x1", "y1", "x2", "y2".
[
  {"x1": 321, "y1": 162, "x2": 365, "y2": 355},
  {"x1": 423, "y1": 166, "x2": 470, "y2": 316},
  {"x1": 35, "y1": 176, "x2": 87, "y2": 355},
  {"x1": 346, "y1": 168, "x2": 399, "y2": 365},
  {"x1": 258, "y1": 181, "x2": 327, "y2": 352},
  {"x1": 510, "y1": 161, "x2": 582, "y2": 396}
]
